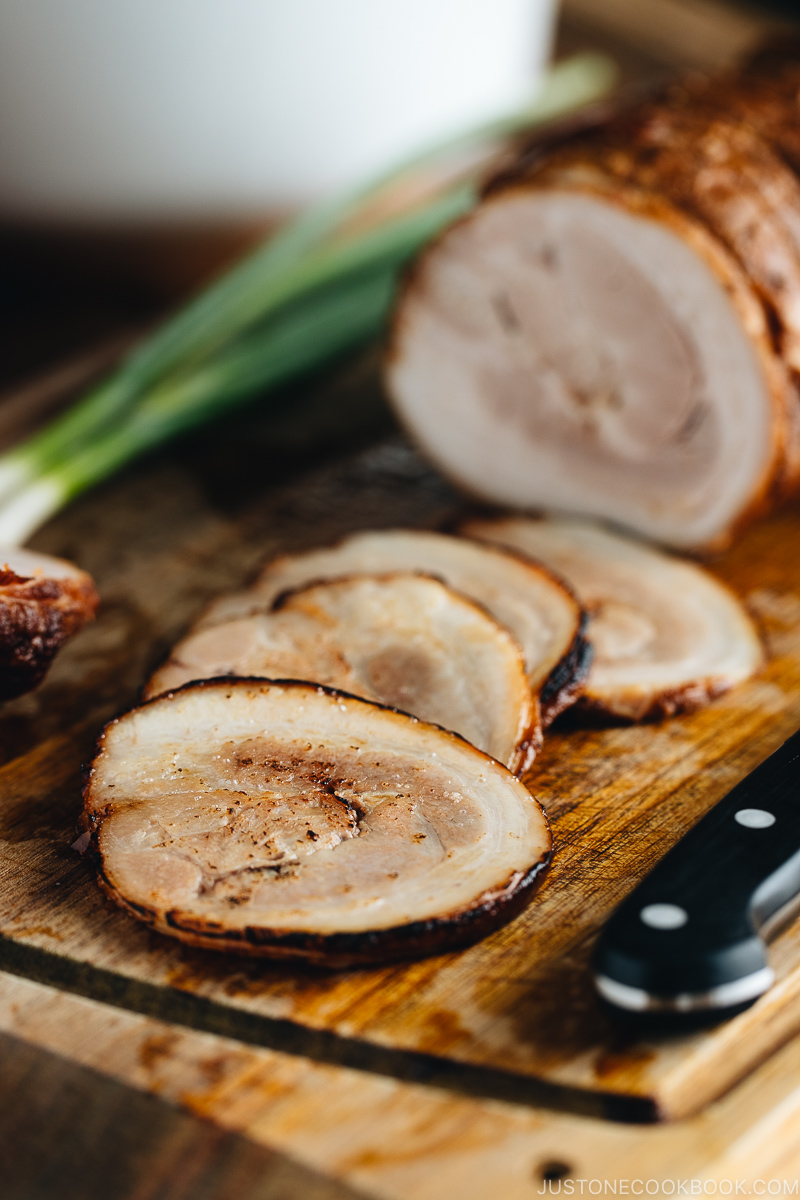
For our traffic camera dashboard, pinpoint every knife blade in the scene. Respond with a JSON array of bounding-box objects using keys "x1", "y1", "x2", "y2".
[{"x1": 592, "y1": 728, "x2": 800, "y2": 1017}]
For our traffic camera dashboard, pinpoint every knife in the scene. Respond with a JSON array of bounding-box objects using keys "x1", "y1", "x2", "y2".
[{"x1": 593, "y1": 728, "x2": 800, "y2": 1017}]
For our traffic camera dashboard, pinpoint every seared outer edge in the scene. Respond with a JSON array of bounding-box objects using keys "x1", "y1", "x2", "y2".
[
  {"x1": 434, "y1": 534, "x2": 590, "y2": 696},
  {"x1": 442, "y1": 544, "x2": 592, "y2": 726},
  {"x1": 506, "y1": 694, "x2": 543, "y2": 777},
  {"x1": 80, "y1": 677, "x2": 553, "y2": 964},
  {"x1": 92, "y1": 853, "x2": 553, "y2": 968},
  {"x1": 85, "y1": 674, "x2": 546, "y2": 784},
  {"x1": 264, "y1": 532, "x2": 584, "y2": 630},
  {"x1": 539, "y1": 622, "x2": 593, "y2": 728},
  {"x1": 272, "y1": 568, "x2": 455, "y2": 611},
  {"x1": 577, "y1": 675, "x2": 742, "y2": 724},
  {"x1": 84, "y1": 674, "x2": 518, "y2": 768},
  {"x1": 492, "y1": 175, "x2": 792, "y2": 545},
  {"x1": 454, "y1": 530, "x2": 592, "y2": 724},
  {"x1": 140, "y1": 668, "x2": 542, "y2": 775}
]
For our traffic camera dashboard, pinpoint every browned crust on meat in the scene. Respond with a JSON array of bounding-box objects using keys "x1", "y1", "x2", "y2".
[
  {"x1": 711, "y1": 48, "x2": 800, "y2": 179},
  {"x1": 489, "y1": 82, "x2": 800, "y2": 341},
  {"x1": 0, "y1": 567, "x2": 98, "y2": 700},
  {"x1": 506, "y1": 693, "x2": 543, "y2": 776},
  {"x1": 597, "y1": 96, "x2": 800, "y2": 355},
  {"x1": 81, "y1": 677, "x2": 553, "y2": 966},
  {"x1": 539, "y1": 621, "x2": 593, "y2": 728},
  {"x1": 443, "y1": 528, "x2": 592, "y2": 726},
  {"x1": 445, "y1": 539, "x2": 594, "y2": 723},
  {"x1": 554, "y1": 177, "x2": 792, "y2": 547},
  {"x1": 577, "y1": 675, "x2": 741, "y2": 724},
  {"x1": 703, "y1": 55, "x2": 800, "y2": 493},
  {"x1": 91, "y1": 855, "x2": 551, "y2": 968}
]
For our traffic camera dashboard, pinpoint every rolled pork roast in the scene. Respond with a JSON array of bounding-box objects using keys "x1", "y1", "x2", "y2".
[{"x1": 387, "y1": 51, "x2": 800, "y2": 551}]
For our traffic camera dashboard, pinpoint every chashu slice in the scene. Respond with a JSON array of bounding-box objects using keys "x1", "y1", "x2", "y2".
[
  {"x1": 146, "y1": 572, "x2": 539, "y2": 774},
  {"x1": 82, "y1": 678, "x2": 552, "y2": 965},
  {"x1": 462, "y1": 515, "x2": 763, "y2": 721},
  {"x1": 386, "y1": 165, "x2": 791, "y2": 552},
  {"x1": 0, "y1": 546, "x2": 98, "y2": 700},
  {"x1": 194, "y1": 529, "x2": 590, "y2": 726}
]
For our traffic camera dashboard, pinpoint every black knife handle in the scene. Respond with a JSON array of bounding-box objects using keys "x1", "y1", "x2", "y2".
[{"x1": 593, "y1": 729, "x2": 800, "y2": 1014}]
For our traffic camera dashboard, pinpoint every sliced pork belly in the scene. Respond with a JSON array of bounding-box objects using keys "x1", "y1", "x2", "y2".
[
  {"x1": 83, "y1": 678, "x2": 552, "y2": 965},
  {"x1": 0, "y1": 547, "x2": 98, "y2": 700},
  {"x1": 195, "y1": 529, "x2": 590, "y2": 726},
  {"x1": 146, "y1": 572, "x2": 539, "y2": 773},
  {"x1": 463, "y1": 516, "x2": 763, "y2": 721},
  {"x1": 386, "y1": 163, "x2": 791, "y2": 551}
]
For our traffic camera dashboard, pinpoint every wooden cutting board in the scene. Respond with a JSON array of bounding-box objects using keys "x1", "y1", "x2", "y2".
[{"x1": 2, "y1": 400, "x2": 800, "y2": 1125}]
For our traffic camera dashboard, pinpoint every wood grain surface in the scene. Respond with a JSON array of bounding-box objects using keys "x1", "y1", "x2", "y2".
[
  {"x1": 1, "y1": 389, "x2": 800, "y2": 1121},
  {"x1": 0, "y1": 1018, "x2": 365, "y2": 1200},
  {"x1": 3, "y1": 967, "x2": 800, "y2": 1200}
]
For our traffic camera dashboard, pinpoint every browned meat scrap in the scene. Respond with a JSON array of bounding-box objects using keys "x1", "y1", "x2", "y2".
[{"x1": 0, "y1": 548, "x2": 98, "y2": 700}]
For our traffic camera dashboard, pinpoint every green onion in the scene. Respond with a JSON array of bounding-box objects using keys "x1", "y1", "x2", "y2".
[{"x1": 0, "y1": 52, "x2": 615, "y2": 544}]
